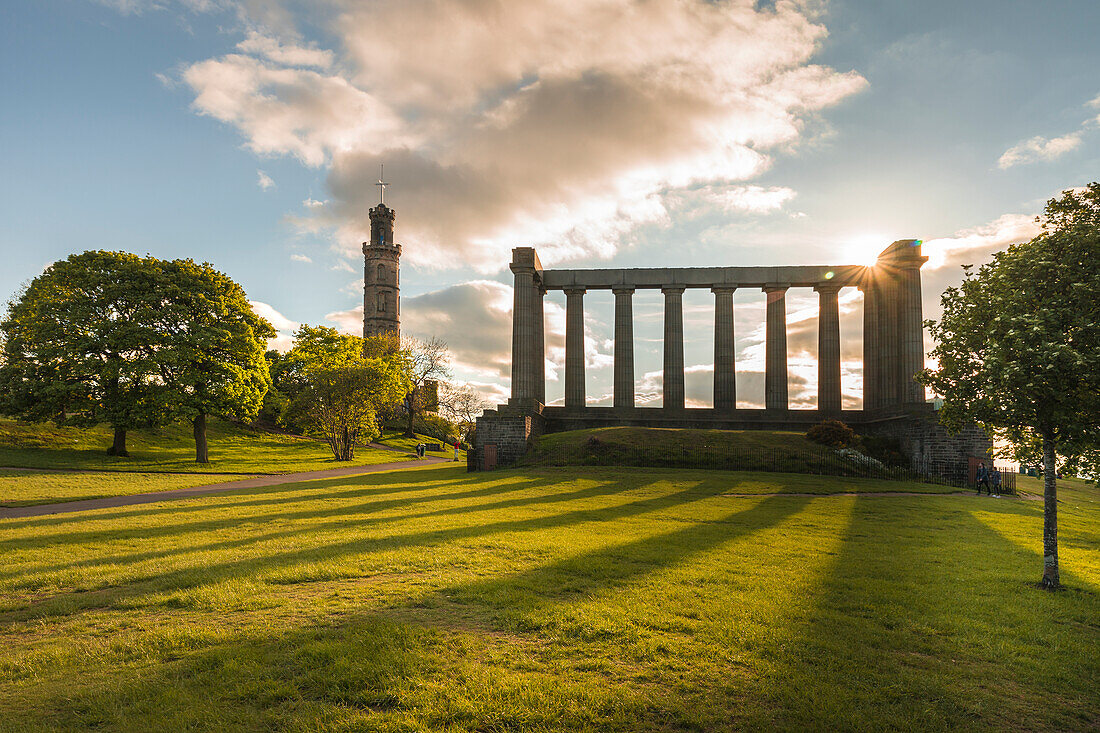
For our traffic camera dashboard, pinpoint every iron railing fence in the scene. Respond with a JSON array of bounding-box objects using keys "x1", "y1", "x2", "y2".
[{"x1": 519, "y1": 442, "x2": 1016, "y2": 493}]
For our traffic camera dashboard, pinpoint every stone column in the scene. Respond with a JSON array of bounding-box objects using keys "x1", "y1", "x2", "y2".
[
  {"x1": 564, "y1": 287, "x2": 586, "y2": 409},
  {"x1": 613, "y1": 287, "x2": 635, "y2": 409},
  {"x1": 663, "y1": 287, "x2": 686, "y2": 410},
  {"x1": 534, "y1": 285, "x2": 546, "y2": 405},
  {"x1": 712, "y1": 287, "x2": 736, "y2": 410},
  {"x1": 509, "y1": 271, "x2": 536, "y2": 402},
  {"x1": 877, "y1": 273, "x2": 899, "y2": 407},
  {"x1": 898, "y1": 267, "x2": 925, "y2": 404},
  {"x1": 815, "y1": 284, "x2": 842, "y2": 415},
  {"x1": 861, "y1": 279, "x2": 880, "y2": 411},
  {"x1": 763, "y1": 284, "x2": 789, "y2": 410}
]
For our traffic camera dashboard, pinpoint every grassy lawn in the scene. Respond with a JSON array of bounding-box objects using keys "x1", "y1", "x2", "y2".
[
  {"x1": 0, "y1": 469, "x2": 251, "y2": 508},
  {"x1": 0, "y1": 465, "x2": 1096, "y2": 731},
  {"x1": 376, "y1": 430, "x2": 463, "y2": 459},
  {"x1": 521, "y1": 427, "x2": 890, "y2": 476},
  {"x1": 0, "y1": 418, "x2": 411, "y2": 474}
]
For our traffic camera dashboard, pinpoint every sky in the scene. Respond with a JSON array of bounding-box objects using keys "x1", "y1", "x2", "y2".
[{"x1": 2, "y1": 0, "x2": 1099, "y2": 410}]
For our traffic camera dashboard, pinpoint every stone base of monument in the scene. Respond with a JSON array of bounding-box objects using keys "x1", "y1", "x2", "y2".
[{"x1": 471, "y1": 402, "x2": 991, "y2": 478}]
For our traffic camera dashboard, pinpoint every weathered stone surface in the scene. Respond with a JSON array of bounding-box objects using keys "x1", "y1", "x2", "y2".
[
  {"x1": 712, "y1": 287, "x2": 736, "y2": 411},
  {"x1": 363, "y1": 203, "x2": 401, "y2": 339},
  {"x1": 815, "y1": 284, "x2": 841, "y2": 414},
  {"x1": 662, "y1": 287, "x2": 685, "y2": 410},
  {"x1": 763, "y1": 284, "x2": 788, "y2": 410},
  {"x1": 613, "y1": 287, "x2": 635, "y2": 408}
]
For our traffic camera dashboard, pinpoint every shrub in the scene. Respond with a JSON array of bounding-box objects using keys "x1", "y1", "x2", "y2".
[{"x1": 806, "y1": 419, "x2": 856, "y2": 448}]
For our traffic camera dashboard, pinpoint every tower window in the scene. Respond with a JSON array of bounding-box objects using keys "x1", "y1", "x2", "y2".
[
  {"x1": 377, "y1": 264, "x2": 386, "y2": 282},
  {"x1": 377, "y1": 292, "x2": 386, "y2": 312}
]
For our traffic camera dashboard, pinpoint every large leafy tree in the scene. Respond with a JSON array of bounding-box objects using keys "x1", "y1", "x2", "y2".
[
  {"x1": 922, "y1": 183, "x2": 1100, "y2": 589},
  {"x1": 285, "y1": 326, "x2": 409, "y2": 460},
  {"x1": 149, "y1": 258, "x2": 275, "y2": 463},
  {"x1": 0, "y1": 251, "x2": 166, "y2": 456}
]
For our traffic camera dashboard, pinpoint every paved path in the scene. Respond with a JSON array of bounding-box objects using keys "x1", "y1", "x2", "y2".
[{"x1": 0, "y1": 457, "x2": 450, "y2": 519}]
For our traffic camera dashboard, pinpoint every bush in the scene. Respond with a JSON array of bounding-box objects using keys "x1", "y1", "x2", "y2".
[{"x1": 806, "y1": 419, "x2": 856, "y2": 448}]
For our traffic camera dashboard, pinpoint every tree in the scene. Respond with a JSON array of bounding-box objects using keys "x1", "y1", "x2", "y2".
[
  {"x1": 439, "y1": 382, "x2": 490, "y2": 442},
  {"x1": 0, "y1": 251, "x2": 167, "y2": 456},
  {"x1": 284, "y1": 326, "x2": 409, "y2": 460},
  {"x1": 921, "y1": 183, "x2": 1100, "y2": 589},
  {"x1": 149, "y1": 259, "x2": 275, "y2": 463},
  {"x1": 401, "y1": 336, "x2": 451, "y2": 438}
]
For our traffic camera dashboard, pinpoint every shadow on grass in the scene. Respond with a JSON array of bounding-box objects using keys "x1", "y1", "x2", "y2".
[
  {"x1": 740, "y1": 495, "x2": 1100, "y2": 730},
  {"x1": 2, "y1": 474, "x2": 732, "y2": 621},
  {"x1": 17, "y1": 490, "x2": 813, "y2": 731}
]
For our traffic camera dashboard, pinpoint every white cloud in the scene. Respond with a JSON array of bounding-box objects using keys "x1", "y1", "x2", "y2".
[
  {"x1": 290, "y1": 253, "x2": 311, "y2": 263},
  {"x1": 236, "y1": 31, "x2": 334, "y2": 69},
  {"x1": 257, "y1": 170, "x2": 275, "y2": 190},
  {"x1": 998, "y1": 92, "x2": 1100, "y2": 169},
  {"x1": 250, "y1": 300, "x2": 299, "y2": 352},
  {"x1": 922, "y1": 213, "x2": 1041, "y2": 270},
  {"x1": 674, "y1": 184, "x2": 797, "y2": 216},
  {"x1": 303, "y1": 197, "x2": 326, "y2": 209},
  {"x1": 181, "y1": 0, "x2": 867, "y2": 271},
  {"x1": 997, "y1": 133, "x2": 1082, "y2": 169}
]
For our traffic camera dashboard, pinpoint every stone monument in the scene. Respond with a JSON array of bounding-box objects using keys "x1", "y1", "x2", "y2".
[
  {"x1": 472, "y1": 240, "x2": 991, "y2": 473},
  {"x1": 363, "y1": 167, "x2": 400, "y2": 339}
]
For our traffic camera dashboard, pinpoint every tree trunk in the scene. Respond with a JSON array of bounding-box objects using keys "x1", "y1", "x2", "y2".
[
  {"x1": 193, "y1": 412, "x2": 209, "y2": 464},
  {"x1": 106, "y1": 426, "x2": 129, "y2": 457},
  {"x1": 1041, "y1": 432, "x2": 1060, "y2": 589},
  {"x1": 404, "y1": 390, "x2": 416, "y2": 438}
]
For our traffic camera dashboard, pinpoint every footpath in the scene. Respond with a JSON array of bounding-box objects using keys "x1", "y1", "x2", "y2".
[{"x1": 0, "y1": 456, "x2": 451, "y2": 520}]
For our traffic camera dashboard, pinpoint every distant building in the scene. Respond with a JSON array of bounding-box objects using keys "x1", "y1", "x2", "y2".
[{"x1": 363, "y1": 172, "x2": 400, "y2": 339}]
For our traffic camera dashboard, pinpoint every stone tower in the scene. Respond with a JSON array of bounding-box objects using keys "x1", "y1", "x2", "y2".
[{"x1": 362, "y1": 200, "x2": 400, "y2": 339}]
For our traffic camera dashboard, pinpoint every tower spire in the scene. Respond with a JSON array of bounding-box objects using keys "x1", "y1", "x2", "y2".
[{"x1": 375, "y1": 163, "x2": 388, "y2": 205}]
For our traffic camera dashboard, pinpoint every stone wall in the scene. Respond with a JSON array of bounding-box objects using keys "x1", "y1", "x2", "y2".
[
  {"x1": 470, "y1": 408, "x2": 546, "y2": 471},
  {"x1": 863, "y1": 409, "x2": 992, "y2": 481}
]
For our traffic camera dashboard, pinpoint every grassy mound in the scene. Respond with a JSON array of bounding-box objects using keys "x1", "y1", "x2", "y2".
[
  {"x1": 521, "y1": 427, "x2": 880, "y2": 476},
  {"x1": 0, "y1": 465, "x2": 1096, "y2": 730},
  {"x1": 0, "y1": 417, "x2": 409, "y2": 474}
]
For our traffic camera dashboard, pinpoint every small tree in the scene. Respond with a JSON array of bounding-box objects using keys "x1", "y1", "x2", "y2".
[
  {"x1": 401, "y1": 336, "x2": 451, "y2": 438},
  {"x1": 150, "y1": 259, "x2": 275, "y2": 463},
  {"x1": 440, "y1": 382, "x2": 490, "y2": 442},
  {"x1": 0, "y1": 251, "x2": 166, "y2": 456},
  {"x1": 921, "y1": 183, "x2": 1100, "y2": 589},
  {"x1": 285, "y1": 326, "x2": 410, "y2": 460}
]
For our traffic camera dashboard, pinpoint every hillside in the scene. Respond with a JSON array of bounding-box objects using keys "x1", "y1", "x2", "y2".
[
  {"x1": 0, "y1": 417, "x2": 411, "y2": 474},
  {"x1": 520, "y1": 426, "x2": 901, "y2": 479}
]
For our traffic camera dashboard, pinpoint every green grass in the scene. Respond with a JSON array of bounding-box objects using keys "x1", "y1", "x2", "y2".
[
  {"x1": 376, "y1": 430, "x2": 461, "y2": 457},
  {"x1": 0, "y1": 469, "x2": 249, "y2": 507},
  {"x1": 0, "y1": 465, "x2": 1096, "y2": 731},
  {"x1": 522, "y1": 426, "x2": 886, "y2": 475},
  {"x1": 0, "y1": 418, "x2": 411, "y2": 474}
]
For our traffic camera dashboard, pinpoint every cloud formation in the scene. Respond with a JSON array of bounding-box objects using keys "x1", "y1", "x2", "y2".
[
  {"x1": 250, "y1": 300, "x2": 298, "y2": 351},
  {"x1": 998, "y1": 92, "x2": 1100, "y2": 169},
  {"x1": 180, "y1": 0, "x2": 866, "y2": 272},
  {"x1": 256, "y1": 170, "x2": 275, "y2": 190}
]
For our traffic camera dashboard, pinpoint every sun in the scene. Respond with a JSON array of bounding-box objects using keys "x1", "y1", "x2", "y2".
[{"x1": 841, "y1": 232, "x2": 891, "y2": 267}]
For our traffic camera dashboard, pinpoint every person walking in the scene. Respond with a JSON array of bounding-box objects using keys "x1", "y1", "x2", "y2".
[
  {"x1": 453, "y1": 439, "x2": 461, "y2": 461},
  {"x1": 416, "y1": 443, "x2": 423, "y2": 459},
  {"x1": 976, "y1": 462, "x2": 990, "y2": 495},
  {"x1": 991, "y1": 466, "x2": 1002, "y2": 497}
]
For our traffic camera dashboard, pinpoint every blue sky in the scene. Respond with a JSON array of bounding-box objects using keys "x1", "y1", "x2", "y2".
[{"x1": 2, "y1": 0, "x2": 1098, "y2": 408}]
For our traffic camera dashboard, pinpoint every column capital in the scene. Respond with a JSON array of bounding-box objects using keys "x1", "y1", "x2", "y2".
[
  {"x1": 611, "y1": 286, "x2": 636, "y2": 295},
  {"x1": 711, "y1": 286, "x2": 736, "y2": 295},
  {"x1": 509, "y1": 246, "x2": 543, "y2": 276},
  {"x1": 661, "y1": 286, "x2": 686, "y2": 295},
  {"x1": 813, "y1": 283, "x2": 842, "y2": 294},
  {"x1": 563, "y1": 287, "x2": 587, "y2": 296},
  {"x1": 762, "y1": 283, "x2": 790, "y2": 294}
]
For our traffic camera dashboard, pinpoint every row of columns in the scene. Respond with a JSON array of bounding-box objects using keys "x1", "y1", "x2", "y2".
[
  {"x1": 510, "y1": 242, "x2": 926, "y2": 413},
  {"x1": 557, "y1": 284, "x2": 844, "y2": 412}
]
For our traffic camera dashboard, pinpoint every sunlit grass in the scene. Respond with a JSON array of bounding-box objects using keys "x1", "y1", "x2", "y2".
[
  {"x1": 0, "y1": 465, "x2": 1096, "y2": 731},
  {"x1": 0, "y1": 417, "x2": 410, "y2": 474},
  {"x1": 0, "y1": 469, "x2": 248, "y2": 507}
]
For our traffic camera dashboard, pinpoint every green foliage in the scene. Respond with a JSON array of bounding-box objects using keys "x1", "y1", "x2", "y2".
[
  {"x1": 0, "y1": 251, "x2": 169, "y2": 451},
  {"x1": 284, "y1": 326, "x2": 410, "y2": 461},
  {"x1": 921, "y1": 183, "x2": 1100, "y2": 587},
  {"x1": 0, "y1": 251, "x2": 275, "y2": 463},
  {"x1": 0, "y1": 467, "x2": 1096, "y2": 730},
  {"x1": 149, "y1": 258, "x2": 275, "y2": 462},
  {"x1": 806, "y1": 419, "x2": 856, "y2": 448}
]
